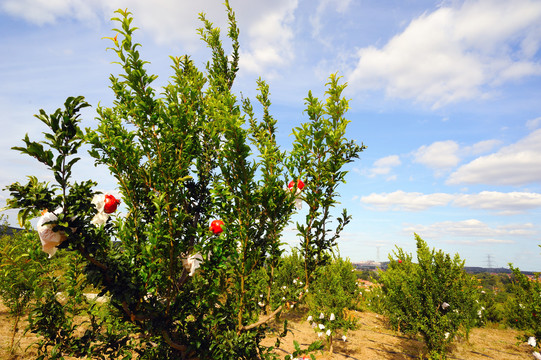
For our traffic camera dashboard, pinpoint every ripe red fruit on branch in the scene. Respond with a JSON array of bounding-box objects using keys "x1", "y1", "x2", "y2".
[
  {"x1": 103, "y1": 194, "x2": 120, "y2": 214},
  {"x1": 398, "y1": 259, "x2": 402, "y2": 263},
  {"x1": 288, "y1": 179, "x2": 305, "y2": 190},
  {"x1": 210, "y1": 219, "x2": 224, "y2": 235}
]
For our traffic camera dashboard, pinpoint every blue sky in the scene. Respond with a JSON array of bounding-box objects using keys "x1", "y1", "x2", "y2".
[{"x1": 1, "y1": 0, "x2": 541, "y2": 271}]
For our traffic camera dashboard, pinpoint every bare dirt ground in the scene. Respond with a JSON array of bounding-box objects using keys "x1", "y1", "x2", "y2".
[
  {"x1": 0, "y1": 303, "x2": 535, "y2": 359},
  {"x1": 263, "y1": 309, "x2": 533, "y2": 360}
]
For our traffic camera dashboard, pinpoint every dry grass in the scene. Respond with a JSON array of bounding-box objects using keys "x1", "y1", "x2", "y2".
[{"x1": 0, "y1": 303, "x2": 535, "y2": 359}]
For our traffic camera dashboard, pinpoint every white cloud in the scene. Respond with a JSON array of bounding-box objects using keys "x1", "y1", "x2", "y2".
[
  {"x1": 464, "y1": 139, "x2": 502, "y2": 155},
  {"x1": 411, "y1": 139, "x2": 501, "y2": 176},
  {"x1": 238, "y1": 0, "x2": 299, "y2": 76},
  {"x1": 1, "y1": 0, "x2": 100, "y2": 25},
  {"x1": 403, "y1": 219, "x2": 535, "y2": 241},
  {"x1": 413, "y1": 140, "x2": 460, "y2": 170},
  {"x1": 1, "y1": 0, "x2": 299, "y2": 76},
  {"x1": 361, "y1": 189, "x2": 541, "y2": 214},
  {"x1": 526, "y1": 116, "x2": 541, "y2": 130},
  {"x1": 368, "y1": 155, "x2": 401, "y2": 178},
  {"x1": 347, "y1": 0, "x2": 541, "y2": 107},
  {"x1": 310, "y1": 0, "x2": 352, "y2": 46},
  {"x1": 453, "y1": 191, "x2": 541, "y2": 214},
  {"x1": 361, "y1": 190, "x2": 454, "y2": 211},
  {"x1": 447, "y1": 128, "x2": 541, "y2": 185}
]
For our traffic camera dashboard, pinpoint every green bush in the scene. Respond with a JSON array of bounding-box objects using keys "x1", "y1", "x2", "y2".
[
  {"x1": 0, "y1": 218, "x2": 50, "y2": 353},
  {"x1": 505, "y1": 264, "x2": 541, "y2": 348},
  {"x1": 305, "y1": 256, "x2": 358, "y2": 353},
  {"x1": 378, "y1": 234, "x2": 480, "y2": 360},
  {"x1": 2, "y1": 4, "x2": 362, "y2": 359}
]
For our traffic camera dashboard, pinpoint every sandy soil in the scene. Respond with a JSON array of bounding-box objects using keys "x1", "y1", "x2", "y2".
[
  {"x1": 0, "y1": 303, "x2": 535, "y2": 359},
  {"x1": 263, "y1": 309, "x2": 534, "y2": 360}
]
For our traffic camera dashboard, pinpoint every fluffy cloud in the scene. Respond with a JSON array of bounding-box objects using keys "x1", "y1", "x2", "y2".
[
  {"x1": 347, "y1": 0, "x2": 541, "y2": 107},
  {"x1": 361, "y1": 190, "x2": 454, "y2": 211},
  {"x1": 238, "y1": 0, "x2": 298, "y2": 76},
  {"x1": 411, "y1": 139, "x2": 502, "y2": 176},
  {"x1": 0, "y1": 0, "x2": 299, "y2": 76},
  {"x1": 403, "y1": 219, "x2": 535, "y2": 241},
  {"x1": 463, "y1": 139, "x2": 501, "y2": 156},
  {"x1": 368, "y1": 155, "x2": 401, "y2": 179},
  {"x1": 526, "y1": 116, "x2": 541, "y2": 130},
  {"x1": 413, "y1": 140, "x2": 460, "y2": 170},
  {"x1": 454, "y1": 191, "x2": 541, "y2": 214},
  {"x1": 1, "y1": 0, "x2": 100, "y2": 25},
  {"x1": 447, "y1": 129, "x2": 541, "y2": 185},
  {"x1": 361, "y1": 190, "x2": 541, "y2": 214}
]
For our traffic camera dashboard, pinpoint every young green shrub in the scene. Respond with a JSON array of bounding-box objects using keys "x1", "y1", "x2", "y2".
[
  {"x1": 378, "y1": 234, "x2": 480, "y2": 360},
  {"x1": 505, "y1": 264, "x2": 541, "y2": 350},
  {"x1": 259, "y1": 250, "x2": 307, "y2": 312},
  {"x1": 305, "y1": 256, "x2": 358, "y2": 353},
  {"x1": 0, "y1": 219, "x2": 50, "y2": 354}
]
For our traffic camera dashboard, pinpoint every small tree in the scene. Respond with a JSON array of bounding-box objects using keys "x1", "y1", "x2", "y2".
[
  {"x1": 3, "y1": 4, "x2": 362, "y2": 359},
  {"x1": 306, "y1": 256, "x2": 358, "y2": 353},
  {"x1": 288, "y1": 77, "x2": 364, "y2": 287},
  {"x1": 378, "y1": 234, "x2": 480, "y2": 360},
  {"x1": 506, "y1": 263, "x2": 541, "y2": 349}
]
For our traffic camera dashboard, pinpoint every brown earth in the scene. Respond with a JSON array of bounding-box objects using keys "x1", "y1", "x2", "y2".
[
  {"x1": 263, "y1": 309, "x2": 535, "y2": 359},
  {"x1": 0, "y1": 303, "x2": 536, "y2": 359}
]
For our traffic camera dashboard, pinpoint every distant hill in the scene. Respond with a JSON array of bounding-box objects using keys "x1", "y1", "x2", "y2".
[
  {"x1": 0, "y1": 226, "x2": 24, "y2": 237},
  {"x1": 358, "y1": 261, "x2": 539, "y2": 275}
]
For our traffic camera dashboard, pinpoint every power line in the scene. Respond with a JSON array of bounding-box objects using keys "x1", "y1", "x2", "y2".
[{"x1": 486, "y1": 254, "x2": 494, "y2": 269}]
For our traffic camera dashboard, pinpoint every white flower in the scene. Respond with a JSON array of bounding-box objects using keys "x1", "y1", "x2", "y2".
[
  {"x1": 533, "y1": 351, "x2": 541, "y2": 360},
  {"x1": 37, "y1": 211, "x2": 67, "y2": 258},
  {"x1": 293, "y1": 279, "x2": 297, "y2": 285},
  {"x1": 326, "y1": 329, "x2": 331, "y2": 337},
  {"x1": 290, "y1": 304, "x2": 294, "y2": 308},
  {"x1": 342, "y1": 335, "x2": 347, "y2": 342},
  {"x1": 444, "y1": 332, "x2": 450, "y2": 339},
  {"x1": 282, "y1": 297, "x2": 286, "y2": 301},
  {"x1": 307, "y1": 315, "x2": 313, "y2": 322},
  {"x1": 282, "y1": 285, "x2": 287, "y2": 290},
  {"x1": 318, "y1": 323, "x2": 325, "y2": 330},
  {"x1": 441, "y1": 302, "x2": 450, "y2": 310},
  {"x1": 528, "y1": 337, "x2": 537, "y2": 347},
  {"x1": 317, "y1": 332, "x2": 323, "y2": 338},
  {"x1": 329, "y1": 313, "x2": 335, "y2": 321},
  {"x1": 311, "y1": 322, "x2": 317, "y2": 328},
  {"x1": 319, "y1": 312, "x2": 324, "y2": 319},
  {"x1": 182, "y1": 253, "x2": 203, "y2": 276},
  {"x1": 258, "y1": 301, "x2": 265, "y2": 307}
]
